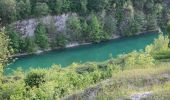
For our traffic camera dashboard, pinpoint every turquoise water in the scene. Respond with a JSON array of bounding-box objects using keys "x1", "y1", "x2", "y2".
[{"x1": 6, "y1": 33, "x2": 158, "y2": 73}]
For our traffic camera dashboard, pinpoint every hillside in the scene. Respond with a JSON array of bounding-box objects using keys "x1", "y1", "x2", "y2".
[
  {"x1": 0, "y1": 34, "x2": 170, "y2": 99},
  {"x1": 1, "y1": 0, "x2": 170, "y2": 100},
  {"x1": 1, "y1": 0, "x2": 170, "y2": 54}
]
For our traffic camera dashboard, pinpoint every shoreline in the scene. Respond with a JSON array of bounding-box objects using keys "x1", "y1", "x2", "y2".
[{"x1": 12, "y1": 30, "x2": 159, "y2": 58}]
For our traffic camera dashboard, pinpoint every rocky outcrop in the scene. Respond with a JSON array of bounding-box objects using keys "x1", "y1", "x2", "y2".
[{"x1": 10, "y1": 13, "x2": 77, "y2": 37}]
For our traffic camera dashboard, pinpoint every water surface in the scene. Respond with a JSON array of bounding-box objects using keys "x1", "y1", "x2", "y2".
[{"x1": 6, "y1": 33, "x2": 158, "y2": 73}]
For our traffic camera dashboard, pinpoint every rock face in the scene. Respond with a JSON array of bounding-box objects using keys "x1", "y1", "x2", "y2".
[
  {"x1": 131, "y1": 92, "x2": 152, "y2": 100},
  {"x1": 10, "y1": 13, "x2": 76, "y2": 37}
]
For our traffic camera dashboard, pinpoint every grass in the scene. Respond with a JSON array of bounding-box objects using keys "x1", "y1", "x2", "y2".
[{"x1": 93, "y1": 62, "x2": 170, "y2": 100}]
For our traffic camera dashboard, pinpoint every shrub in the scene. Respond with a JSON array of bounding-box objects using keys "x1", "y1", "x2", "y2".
[
  {"x1": 145, "y1": 34, "x2": 169, "y2": 54},
  {"x1": 25, "y1": 70, "x2": 46, "y2": 88},
  {"x1": 75, "y1": 65, "x2": 95, "y2": 74}
]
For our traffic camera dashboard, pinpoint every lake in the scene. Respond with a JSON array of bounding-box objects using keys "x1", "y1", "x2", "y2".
[{"x1": 5, "y1": 33, "x2": 158, "y2": 73}]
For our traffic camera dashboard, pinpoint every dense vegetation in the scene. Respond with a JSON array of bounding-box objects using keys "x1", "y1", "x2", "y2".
[
  {"x1": 1, "y1": 0, "x2": 170, "y2": 54},
  {"x1": 1, "y1": 26, "x2": 170, "y2": 99},
  {"x1": 1, "y1": 0, "x2": 170, "y2": 99}
]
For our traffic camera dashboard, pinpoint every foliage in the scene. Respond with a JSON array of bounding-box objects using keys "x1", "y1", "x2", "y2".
[
  {"x1": 34, "y1": 3, "x2": 49, "y2": 17},
  {"x1": 145, "y1": 34, "x2": 169, "y2": 54},
  {"x1": 55, "y1": 34, "x2": 68, "y2": 48},
  {"x1": 54, "y1": 0, "x2": 63, "y2": 14},
  {"x1": 75, "y1": 65, "x2": 96, "y2": 74},
  {"x1": 145, "y1": 34, "x2": 170, "y2": 60},
  {"x1": 146, "y1": 14, "x2": 158, "y2": 31},
  {"x1": 25, "y1": 36, "x2": 37, "y2": 53},
  {"x1": 88, "y1": 15, "x2": 103, "y2": 43},
  {"x1": 117, "y1": 51, "x2": 154, "y2": 70},
  {"x1": 1, "y1": 34, "x2": 170, "y2": 99},
  {"x1": 103, "y1": 15, "x2": 117, "y2": 36},
  {"x1": 35, "y1": 23, "x2": 49, "y2": 50},
  {"x1": 87, "y1": 0, "x2": 108, "y2": 12},
  {"x1": 16, "y1": 0, "x2": 31, "y2": 19},
  {"x1": 6, "y1": 28, "x2": 23, "y2": 53},
  {"x1": 167, "y1": 21, "x2": 170, "y2": 48},
  {"x1": 81, "y1": 20, "x2": 89, "y2": 41},
  {"x1": 0, "y1": 28, "x2": 13, "y2": 65},
  {"x1": 66, "y1": 16, "x2": 82, "y2": 41},
  {"x1": 0, "y1": 0, "x2": 17, "y2": 23},
  {"x1": 25, "y1": 70, "x2": 46, "y2": 88}
]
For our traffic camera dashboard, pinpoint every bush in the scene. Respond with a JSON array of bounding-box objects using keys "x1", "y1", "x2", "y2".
[
  {"x1": 145, "y1": 34, "x2": 169, "y2": 54},
  {"x1": 76, "y1": 65, "x2": 95, "y2": 74},
  {"x1": 117, "y1": 51, "x2": 154, "y2": 69},
  {"x1": 25, "y1": 70, "x2": 46, "y2": 88}
]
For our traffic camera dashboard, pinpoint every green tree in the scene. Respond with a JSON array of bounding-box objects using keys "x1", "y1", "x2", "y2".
[
  {"x1": 25, "y1": 36, "x2": 37, "y2": 53},
  {"x1": 146, "y1": 14, "x2": 158, "y2": 31},
  {"x1": 67, "y1": 16, "x2": 82, "y2": 41},
  {"x1": 87, "y1": 0, "x2": 108, "y2": 12},
  {"x1": 0, "y1": 28, "x2": 12, "y2": 82},
  {"x1": 103, "y1": 15, "x2": 117, "y2": 36},
  {"x1": 0, "y1": 0, "x2": 17, "y2": 23},
  {"x1": 16, "y1": 0, "x2": 31, "y2": 19},
  {"x1": 62, "y1": 0, "x2": 71, "y2": 12},
  {"x1": 80, "y1": 0, "x2": 88, "y2": 14},
  {"x1": 81, "y1": 20, "x2": 89, "y2": 41},
  {"x1": 167, "y1": 21, "x2": 170, "y2": 48},
  {"x1": 6, "y1": 28, "x2": 23, "y2": 53},
  {"x1": 88, "y1": 15, "x2": 102, "y2": 42},
  {"x1": 55, "y1": 34, "x2": 68, "y2": 48},
  {"x1": 0, "y1": 28, "x2": 13, "y2": 65},
  {"x1": 54, "y1": 0, "x2": 63, "y2": 14},
  {"x1": 34, "y1": 2, "x2": 49, "y2": 17},
  {"x1": 35, "y1": 23, "x2": 49, "y2": 49}
]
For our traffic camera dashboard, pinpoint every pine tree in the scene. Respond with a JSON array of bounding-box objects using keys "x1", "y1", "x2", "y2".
[
  {"x1": 35, "y1": 23, "x2": 49, "y2": 49},
  {"x1": 88, "y1": 15, "x2": 102, "y2": 43},
  {"x1": 25, "y1": 36, "x2": 37, "y2": 53}
]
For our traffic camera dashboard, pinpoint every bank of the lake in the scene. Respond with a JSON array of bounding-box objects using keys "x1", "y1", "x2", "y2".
[{"x1": 5, "y1": 32, "x2": 159, "y2": 73}]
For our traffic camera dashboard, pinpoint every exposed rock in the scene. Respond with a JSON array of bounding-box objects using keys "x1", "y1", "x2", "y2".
[
  {"x1": 10, "y1": 13, "x2": 77, "y2": 37},
  {"x1": 63, "y1": 85, "x2": 102, "y2": 100},
  {"x1": 131, "y1": 92, "x2": 152, "y2": 100}
]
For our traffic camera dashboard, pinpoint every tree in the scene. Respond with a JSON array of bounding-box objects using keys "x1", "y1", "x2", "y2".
[
  {"x1": 70, "y1": 0, "x2": 87, "y2": 14},
  {"x1": 55, "y1": 34, "x2": 68, "y2": 48},
  {"x1": 16, "y1": 0, "x2": 31, "y2": 19},
  {"x1": 80, "y1": 0, "x2": 88, "y2": 14},
  {"x1": 0, "y1": 28, "x2": 13, "y2": 81},
  {"x1": 87, "y1": 0, "x2": 108, "y2": 12},
  {"x1": 103, "y1": 15, "x2": 117, "y2": 36},
  {"x1": 35, "y1": 23, "x2": 49, "y2": 49},
  {"x1": 25, "y1": 36, "x2": 37, "y2": 53},
  {"x1": 7, "y1": 29, "x2": 21, "y2": 53},
  {"x1": 62, "y1": 0, "x2": 71, "y2": 12},
  {"x1": 81, "y1": 20, "x2": 88, "y2": 41},
  {"x1": 167, "y1": 21, "x2": 170, "y2": 48},
  {"x1": 146, "y1": 14, "x2": 158, "y2": 31},
  {"x1": 54, "y1": 0, "x2": 63, "y2": 14},
  {"x1": 66, "y1": 16, "x2": 82, "y2": 41},
  {"x1": 0, "y1": 28, "x2": 13, "y2": 65},
  {"x1": 34, "y1": 2, "x2": 49, "y2": 17},
  {"x1": 0, "y1": 0, "x2": 17, "y2": 23},
  {"x1": 88, "y1": 15, "x2": 102, "y2": 43}
]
